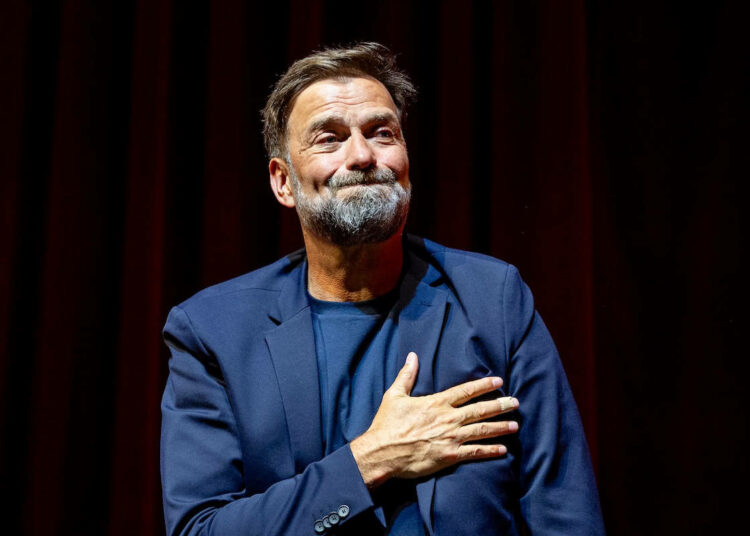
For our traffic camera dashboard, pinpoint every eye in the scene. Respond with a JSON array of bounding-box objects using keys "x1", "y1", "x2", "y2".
[
  {"x1": 374, "y1": 128, "x2": 395, "y2": 139},
  {"x1": 315, "y1": 133, "x2": 340, "y2": 145}
]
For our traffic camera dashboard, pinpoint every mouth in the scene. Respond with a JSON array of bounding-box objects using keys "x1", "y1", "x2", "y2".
[
  {"x1": 338, "y1": 181, "x2": 378, "y2": 188},
  {"x1": 326, "y1": 168, "x2": 398, "y2": 195},
  {"x1": 331, "y1": 178, "x2": 388, "y2": 187},
  {"x1": 332, "y1": 182, "x2": 386, "y2": 197},
  {"x1": 329, "y1": 181, "x2": 393, "y2": 197}
]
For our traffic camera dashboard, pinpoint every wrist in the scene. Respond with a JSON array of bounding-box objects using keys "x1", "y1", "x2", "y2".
[{"x1": 350, "y1": 432, "x2": 392, "y2": 489}]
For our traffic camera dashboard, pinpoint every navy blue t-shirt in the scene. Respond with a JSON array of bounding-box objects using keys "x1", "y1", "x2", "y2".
[{"x1": 310, "y1": 291, "x2": 426, "y2": 535}]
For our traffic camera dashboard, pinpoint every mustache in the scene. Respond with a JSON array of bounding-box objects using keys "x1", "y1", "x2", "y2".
[{"x1": 327, "y1": 168, "x2": 397, "y2": 194}]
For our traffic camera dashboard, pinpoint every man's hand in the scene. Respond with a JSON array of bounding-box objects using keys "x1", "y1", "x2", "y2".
[{"x1": 350, "y1": 352, "x2": 519, "y2": 489}]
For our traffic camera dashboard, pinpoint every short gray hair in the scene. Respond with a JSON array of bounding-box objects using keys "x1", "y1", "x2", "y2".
[{"x1": 262, "y1": 42, "x2": 417, "y2": 159}]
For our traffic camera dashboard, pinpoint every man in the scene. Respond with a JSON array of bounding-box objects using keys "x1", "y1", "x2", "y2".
[{"x1": 161, "y1": 42, "x2": 605, "y2": 535}]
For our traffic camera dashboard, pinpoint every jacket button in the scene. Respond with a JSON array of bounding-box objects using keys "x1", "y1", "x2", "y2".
[
  {"x1": 314, "y1": 520, "x2": 325, "y2": 534},
  {"x1": 337, "y1": 504, "x2": 350, "y2": 518},
  {"x1": 328, "y1": 512, "x2": 340, "y2": 525},
  {"x1": 322, "y1": 516, "x2": 332, "y2": 529}
]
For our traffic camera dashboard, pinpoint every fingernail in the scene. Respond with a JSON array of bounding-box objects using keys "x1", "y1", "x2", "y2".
[
  {"x1": 492, "y1": 377, "x2": 502, "y2": 387},
  {"x1": 498, "y1": 445, "x2": 507, "y2": 455},
  {"x1": 406, "y1": 352, "x2": 415, "y2": 365},
  {"x1": 508, "y1": 421, "x2": 518, "y2": 432}
]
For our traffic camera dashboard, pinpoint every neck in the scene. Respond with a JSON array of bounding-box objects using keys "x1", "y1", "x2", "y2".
[{"x1": 303, "y1": 230, "x2": 404, "y2": 302}]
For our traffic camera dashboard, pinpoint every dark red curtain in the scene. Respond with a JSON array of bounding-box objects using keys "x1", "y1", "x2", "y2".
[{"x1": 1, "y1": 1, "x2": 747, "y2": 534}]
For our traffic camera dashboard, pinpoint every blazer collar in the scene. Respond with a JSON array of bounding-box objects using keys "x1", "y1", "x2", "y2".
[
  {"x1": 268, "y1": 249, "x2": 309, "y2": 325},
  {"x1": 269, "y1": 236, "x2": 447, "y2": 324}
]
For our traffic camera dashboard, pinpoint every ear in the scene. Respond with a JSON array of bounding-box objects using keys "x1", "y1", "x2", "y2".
[{"x1": 268, "y1": 157, "x2": 296, "y2": 208}]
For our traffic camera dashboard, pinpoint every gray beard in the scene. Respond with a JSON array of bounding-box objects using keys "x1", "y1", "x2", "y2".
[{"x1": 289, "y1": 165, "x2": 411, "y2": 247}]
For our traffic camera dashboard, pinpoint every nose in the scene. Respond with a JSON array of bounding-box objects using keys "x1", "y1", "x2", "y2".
[{"x1": 345, "y1": 130, "x2": 376, "y2": 170}]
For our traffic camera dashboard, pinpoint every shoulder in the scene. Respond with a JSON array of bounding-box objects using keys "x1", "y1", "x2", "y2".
[
  {"x1": 182, "y1": 249, "x2": 303, "y2": 303},
  {"x1": 404, "y1": 236, "x2": 537, "y2": 372},
  {"x1": 404, "y1": 235, "x2": 532, "y2": 320},
  {"x1": 163, "y1": 249, "x2": 306, "y2": 356},
  {"x1": 170, "y1": 249, "x2": 305, "y2": 323},
  {"x1": 404, "y1": 234, "x2": 519, "y2": 285}
]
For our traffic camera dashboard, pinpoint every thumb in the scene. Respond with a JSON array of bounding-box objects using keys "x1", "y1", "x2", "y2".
[{"x1": 389, "y1": 352, "x2": 418, "y2": 396}]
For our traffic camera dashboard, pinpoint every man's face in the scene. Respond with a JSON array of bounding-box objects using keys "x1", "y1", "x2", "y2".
[{"x1": 282, "y1": 76, "x2": 411, "y2": 246}]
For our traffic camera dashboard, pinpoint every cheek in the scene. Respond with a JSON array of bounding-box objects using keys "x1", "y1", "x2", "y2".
[
  {"x1": 378, "y1": 143, "x2": 408, "y2": 169},
  {"x1": 389, "y1": 151, "x2": 410, "y2": 181},
  {"x1": 297, "y1": 159, "x2": 341, "y2": 190}
]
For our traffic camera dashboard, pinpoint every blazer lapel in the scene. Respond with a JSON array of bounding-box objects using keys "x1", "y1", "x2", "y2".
[
  {"x1": 395, "y1": 252, "x2": 450, "y2": 536},
  {"x1": 264, "y1": 260, "x2": 324, "y2": 472},
  {"x1": 395, "y1": 274, "x2": 447, "y2": 396}
]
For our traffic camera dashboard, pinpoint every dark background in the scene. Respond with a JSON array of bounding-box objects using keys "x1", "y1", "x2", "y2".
[{"x1": 1, "y1": 1, "x2": 747, "y2": 534}]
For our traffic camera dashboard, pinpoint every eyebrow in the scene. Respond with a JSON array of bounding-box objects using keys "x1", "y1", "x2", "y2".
[
  {"x1": 306, "y1": 115, "x2": 346, "y2": 134},
  {"x1": 305, "y1": 111, "x2": 400, "y2": 134}
]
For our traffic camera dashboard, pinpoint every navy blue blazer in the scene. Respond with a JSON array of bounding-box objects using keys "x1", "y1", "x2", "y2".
[{"x1": 161, "y1": 236, "x2": 605, "y2": 535}]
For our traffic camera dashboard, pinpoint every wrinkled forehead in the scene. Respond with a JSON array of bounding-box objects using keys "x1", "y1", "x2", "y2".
[{"x1": 287, "y1": 76, "x2": 400, "y2": 133}]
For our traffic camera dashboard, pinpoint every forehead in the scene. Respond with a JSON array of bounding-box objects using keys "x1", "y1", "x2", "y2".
[{"x1": 288, "y1": 77, "x2": 399, "y2": 132}]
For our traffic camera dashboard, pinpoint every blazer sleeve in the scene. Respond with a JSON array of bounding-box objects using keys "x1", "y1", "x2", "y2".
[
  {"x1": 160, "y1": 306, "x2": 375, "y2": 536},
  {"x1": 502, "y1": 265, "x2": 606, "y2": 535}
]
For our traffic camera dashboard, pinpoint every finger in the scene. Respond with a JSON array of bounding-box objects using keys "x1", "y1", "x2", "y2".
[
  {"x1": 459, "y1": 397, "x2": 519, "y2": 424},
  {"x1": 457, "y1": 421, "x2": 519, "y2": 443},
  {"x1": 388, "y1": 352, "x2": 419, "y2": 396},
  {"x1": 455, "y1": 443, "x2": 508, "y2": 461},
  {"x1": 441, "y1": 376, "x2": 504, "y2": 407}
]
